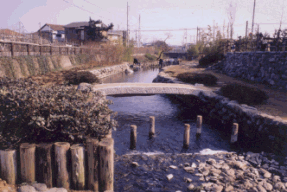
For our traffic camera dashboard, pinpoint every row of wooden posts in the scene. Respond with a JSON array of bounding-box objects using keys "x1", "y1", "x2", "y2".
[
  {"x1": 130, "y1": 115, "x2": 239, "y2": 150},
  {"x1": 0, "y1": 136, "x2": 114, "y2": 191}
]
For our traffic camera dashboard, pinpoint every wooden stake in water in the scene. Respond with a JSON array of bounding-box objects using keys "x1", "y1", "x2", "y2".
[
  {"x1": 183, "y1": 124, "x2": 190, "y2": 149},
  {"x1": 196, "y1": 115, "x2": 202, "y2": 137},
  {"x1": 149, "y1": 116, "x2": 155, "y2": 137},
  {"x1": 231, "y1": 123, "x2": 239, "y2": 143},
  {"x1": 130, "y1": 125, "x2": 137, "y2": 150}
]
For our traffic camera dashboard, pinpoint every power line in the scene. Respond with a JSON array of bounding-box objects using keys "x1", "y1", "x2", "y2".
[
  {"x1": 62, "y1": 0, "x2": 105, "y2": 19},
  {"x1": 82, "y1": 0, "x2": 113, "y2": 15}
]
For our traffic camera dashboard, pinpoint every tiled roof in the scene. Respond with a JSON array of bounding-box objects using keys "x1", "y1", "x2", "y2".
[
  {"x1": 46, "y1": 24, "x2": 65, "y2": 31},
  {"x1": 64, "y1": 22, "x2": 89, "y2": 28}
]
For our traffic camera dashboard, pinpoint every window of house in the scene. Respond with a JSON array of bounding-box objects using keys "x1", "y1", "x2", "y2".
[{"x1": 56, "y1": 34, "x2": 61, "y2": 38}]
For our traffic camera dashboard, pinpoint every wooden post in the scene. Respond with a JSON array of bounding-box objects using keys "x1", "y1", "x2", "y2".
[
  {"x1": 130, "y1": 125, "x2": 137, "y2": 150},
  {"x1": 70, "y1": 144, "x2": 85, "y2": 190},
  {"x1": 20, "y1": 143, "x2": 36, "y2": 183},
  {"x1": 149, "y1": 116, "x2": 155, "y2": 138},
  {"x1": 59, "y1": 47, "x2": 61, "y2": 55},
  {"x1": 87, "y1": 138, "x2": 99, "y2": 191},
  {"x1": 231, "y1": 123, "x2": 239, "y2": 143},
  {"x1": 36, "y1": 143, "x2": 53, "y2": 188},
  {"x1": 39, "y1": 45, "x2": 42, "y2": 56},
  {"x1": 0, "y1": 149, "x2": 17, "y2": 184},
  {"x1": 67, "y1": 47, "x2": 69, "y2": 55},
  {"x1": 196, "y1": 115, "x2": 202, "y2": 137},
  {"x1": 50, "y1": 46, "x2": 53, "y2": 55},
  {"x1": 11, "y1": 43, "x2": 14, "y2": 57},
  {"x1": 54, "y1": 142, "x2": 70, "y2": 189},
  {"x1": 183, "y1": 124, "x2": 190, "y2": 148},
  {"x1": 98, "y1": 138, "x2": 114, "y2": 192}
]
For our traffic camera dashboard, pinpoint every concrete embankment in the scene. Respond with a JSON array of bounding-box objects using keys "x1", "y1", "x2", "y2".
[
  {"x1": 153, "y1": 68, "x2": 287, "y2": 155},
  {"x1": 0, "y1": 54, "x2": 95, "y2": 78}
]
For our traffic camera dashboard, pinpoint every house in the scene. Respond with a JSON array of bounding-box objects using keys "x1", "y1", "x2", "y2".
[
  {"x1": 38, "y1": 24, "x2": 65, "y2": 43},
  {"x1": 64, "y1": 18, "x2": 114, "y2": 45},
  {"x1": 107, "y1": 30, "x2": 126, "y2": 45}
]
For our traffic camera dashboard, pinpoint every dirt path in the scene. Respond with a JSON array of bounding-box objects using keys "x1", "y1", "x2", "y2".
[{"x1": 165, "y1": 61, "x2": 287, "y2": 121}]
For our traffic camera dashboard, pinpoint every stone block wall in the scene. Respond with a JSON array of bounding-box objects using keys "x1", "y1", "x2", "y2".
[{"x1": 212, "y1": 52, "x2": 287, "y2": 89}]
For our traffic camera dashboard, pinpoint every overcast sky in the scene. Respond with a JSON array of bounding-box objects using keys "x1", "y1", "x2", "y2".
[{"x1": 1, "y1": 0, "x2": 287, "y2": 45}]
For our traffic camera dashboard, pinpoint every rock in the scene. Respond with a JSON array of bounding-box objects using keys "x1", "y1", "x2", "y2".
[
  {"x1": 228, "y1": 161, "x2": 248, "y2": 170},
  {"x1": 184, "y1": 177, "x2": 192, "y2": 183},
  {"x1": 257, "y1": 184, "x2": 267, "y2": 192},
  {"x1": 184, "y1": 167, "x2": 195, "y2": 173},
  {"x1": 187, "y1": 184, "x2": 195, "y2": 190},
  {"x1": 260, "y1": 168, "x2": 272, "y2": 178},
  {"x1": 169, "y1": 165, "x2": 178, "y2": 169},
  {"x1": 273, "y1": 175, "x2": 281, "y2": 183},
  {"x1": 32, "y1": 183, "x2": 47, "y2": 191},
  {"x1": 131, "y1": 162, "x2": 139, "y2": 167},
  {"x1": 262, "y1": 181, "x2": 273, "y2": 191},
  {"x1": 77, "y1": 82, "x2": 92, "y2": 92},
  {"x1": 274, "y1": 182, "x2": 286, "y2": 190},
  {"x1": 125, "y1": 68, "x2": 134, "y2": 74},
  {"x1": 244, "y1": 180, "x2": 254, "y2": 189},
  {"x1": 166, "y1": 174, "x2": 173, "y2": 181},
  {"x1": 18, "y1": 185, "x2": 37, "y2": 192},
  {"x1": 191, "y1": 163, "x2": 197, "y2": 168},
  {"x1": 206, "y1": 158, "x2": 216, "y2": 165},
  {"x1": 184, "y1": 163, "x2": 190, "y2": 167},
  {"x1": 225, "y1": 185, "x2": 234, "y2": 192},
  {"x1": 46, "y1": 188, "x2": 68, "y2": 192}
]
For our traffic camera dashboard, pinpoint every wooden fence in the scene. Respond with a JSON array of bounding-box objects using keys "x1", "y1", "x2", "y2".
[
  {"x1": 0, "y1": 137, "x2": 114, "y2": 192},
  {"x1": 0, "y1": 40, "x2": 99, "y2": 57}
]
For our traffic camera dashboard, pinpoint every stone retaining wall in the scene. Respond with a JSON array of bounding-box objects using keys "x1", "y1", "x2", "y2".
[
  {"x1": 153, "y1": 70, "x2": 287, "y2": 154},
  {"x1": 89, "y1": 63, "x2": 130, "y2": 79},
  {"x1": 209, "y1": 52, "x2": 287, "y2": 90}
]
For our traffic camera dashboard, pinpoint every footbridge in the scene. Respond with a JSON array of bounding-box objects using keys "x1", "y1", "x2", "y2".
[{"x1": 79, "y1": 83, "x2": 215, "y2": 97}]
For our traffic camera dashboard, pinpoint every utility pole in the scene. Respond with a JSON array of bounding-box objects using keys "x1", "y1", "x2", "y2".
[
  {"x1": 138, "y1": 14, "x2": 141, "y2": 47},
  {"x1": 196, "y1": 26, "x2": 199, "y2": 44},
  {"x1": 127, "y1": 2, "x2": 129, "y2": 46},
  {"x1": 245, "y1": 21, "x2": 248, "y2": 37},
  {"x1": 251, "y1": 0, "x2": 256, "y2": 35},
  {"x1": 223, "y1": 20, "x2": 225, "y2": 39}
]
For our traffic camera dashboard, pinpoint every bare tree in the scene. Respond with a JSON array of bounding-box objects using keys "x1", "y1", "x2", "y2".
[{"x1": 226, "y1": 1, "x2": 237, "y2": 39}]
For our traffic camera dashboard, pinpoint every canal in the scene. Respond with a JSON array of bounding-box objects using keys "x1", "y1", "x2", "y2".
[{"x1": 102, "y1": 67, "x2": 233, "y2": 156}]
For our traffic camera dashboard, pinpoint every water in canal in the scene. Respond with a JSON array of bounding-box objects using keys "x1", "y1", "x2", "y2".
[{"x1": 102, "y1": 68, "x2": 234, "y2": 156}]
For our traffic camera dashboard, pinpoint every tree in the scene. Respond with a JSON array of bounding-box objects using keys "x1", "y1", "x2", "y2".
[{"x1": 226, "y1": 1, "x2": 237, "y2": 39}]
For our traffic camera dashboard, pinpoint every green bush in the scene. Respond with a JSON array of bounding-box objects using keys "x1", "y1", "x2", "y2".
[
  {"x1": 145, "y1": 53, "x2": 157, "y2": 61},
  {"x1": 199, "y1": 52, "x2": 225, "y2": 67},
  {"x1": 64, "y1": 70, "x2": 100, "y2": 85},
  {"x1": 0, "y1": 78, "x2": 115, "y2": 149},
  {"x1": 220, "y1": 83, "x2": 269, "y2": 105},
  {"x1": 177, "y1": 72, "x2": 218, "y2": 86}
]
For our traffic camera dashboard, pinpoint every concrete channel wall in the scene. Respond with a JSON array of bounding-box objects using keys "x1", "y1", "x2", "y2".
[{"x1": 153, "y1": 70, "x2": 287, "y2": 154}]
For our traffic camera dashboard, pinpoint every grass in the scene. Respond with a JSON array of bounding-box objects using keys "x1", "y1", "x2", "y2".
[
  {"x1": 177, "y1": 72, "x2": 218, "y2": 86},
  {"x1": 220, "y1": 83, "x2": 269, "y2": 105}
]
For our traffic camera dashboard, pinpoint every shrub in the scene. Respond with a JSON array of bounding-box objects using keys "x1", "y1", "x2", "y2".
[
  {"x1": 0, "y1": 78, "x2": 115, "y2": 149},
  {"x1": 145, "y1": 53, "x2": 157, "y2": 61},
  {"x1": 199, "y1": 52, "x2": 225, "y2": 67},
  {"x1": 220, "y1": 83, "x2": 269, "y2": 105},
  {"x1": 176, "y1": 72, "x2": 218, "y2": 86},
  {"x1": 63, "y1": 70, "x2": 100, "y2": 85}
]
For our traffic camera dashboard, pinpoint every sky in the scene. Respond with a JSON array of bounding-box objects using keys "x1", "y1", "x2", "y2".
[{"x1": 1, "y1": 0, "x2": 287, "y2": 45}]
